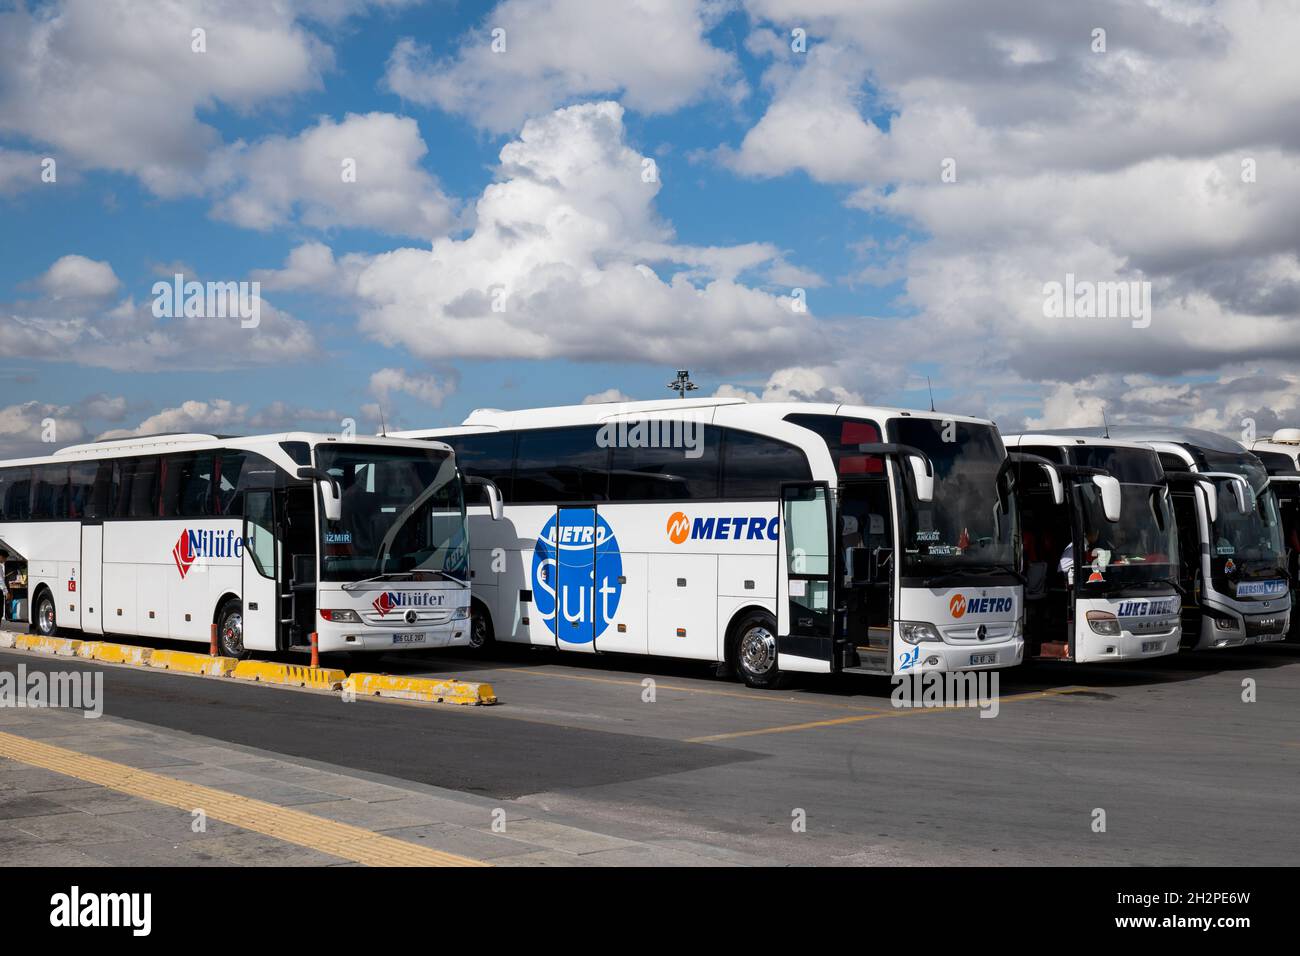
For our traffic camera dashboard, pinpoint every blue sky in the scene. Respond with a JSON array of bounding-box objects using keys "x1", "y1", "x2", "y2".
[{"x1": 1, "y1": 0, "x2": 1297, "y2": 456}]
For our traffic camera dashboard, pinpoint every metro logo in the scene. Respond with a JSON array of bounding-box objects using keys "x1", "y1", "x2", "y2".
[
  {"x1": 950, "y1": 594, "x2": 1014, "y2": 618},
  {"x1": 172, "y1": 528, "x2": 242, "y2": 579},
  {"x1": 666, "y1": 513, "x2": 778, "y2": 543},
  {"x1": 371, "y1": 591, "x2": 446, "y2": 617}
]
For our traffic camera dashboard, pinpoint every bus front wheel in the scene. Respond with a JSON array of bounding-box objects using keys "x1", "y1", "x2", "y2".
[
  {"x1": 732, "y1": 612, "x2": 789, "y2": 690},
  {"x1": 33, "y1": 589, "x2": 59, "y2": 637},
  {"x1": 468, "y1": 601, "x2": 494, "y2": 653},
  {"x1": 216, "y1": 599, "x2": 249, "y2": 659}
]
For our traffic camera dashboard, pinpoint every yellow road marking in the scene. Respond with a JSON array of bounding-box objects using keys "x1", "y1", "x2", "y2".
[
  {"x1": 686, "y1": 687, "x2": 1095, "y2": 743},
  {"x1": 0, "y1": 730, "x2": 487, "y2": 867},
  {"x1": 499, "y1": 666, "x2": 895, "y2": 713}
]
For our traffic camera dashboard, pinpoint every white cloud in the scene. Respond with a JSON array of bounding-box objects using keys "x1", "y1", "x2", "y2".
[
  {"x1": 212, "y1": 112, "x2": 456, "y2": 237},
  {"x1": 384, "y1": 0, "x2": 742, "y2": 134},
  {"x1": 302, "y1": 102, "x2": 824, "y2": 369},
  {"x1": 0, "y1": 400, "x2": 89, "y2": 459},
  {"x1": 1, "y1": 258, "x2": 319, "y2": 373},
  {"x1": 369, "y1": 367, "x2": 457, "y2": 408},
  {"x1": 98, "y1": 398, "x2": 359, "y2": 440},
  {"x1": 34, "y1": 255, "x2": 121, "y2": 300},
  {"x1": 582, "y1": 388, "x2": 633, "y2": 404}
]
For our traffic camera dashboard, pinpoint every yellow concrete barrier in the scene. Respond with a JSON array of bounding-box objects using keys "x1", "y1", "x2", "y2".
[
  {"x1": 14, "y1": 634, "x2": 85, "y2": 656},
  {"x1": 79, "y1": 642, "x2": 153, "y2": 666},
  {"x1": 0, "y1": 632, "x2": 15, "y2": 648},
  {"x1": 231, "y1": 660, "x2": 346, "y2": 690},
  {"x1": 343, "y1": 673, "x2": 498, "y2": 706},
  {"x1": 147, "y1": 649, "x2": 239, "y2": 677}
]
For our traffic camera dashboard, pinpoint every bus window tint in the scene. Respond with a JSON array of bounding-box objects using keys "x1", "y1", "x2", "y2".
[
  {"x1": 216, "y1": 451, "x2": 246, "y2": 515},
  {"x1": 784, "y1": 414, "x2": 884, "y2": 476},
  {"x1": 68, "y1": 462, "x2": 97, "y2": 518},
  {"x1": 609, "y1": 423, "x2": 720, "y2": 499},
  {"x1": 31, "y1": 464, "x2": 68, "y2": 519},
  {"x1": 114, "y1": 457, "x2": 160, "y2": 518},
  {"x1": 721, "y1": 429, "x2": 811, "y2": 498},
  {"x1": 160, "y1": 452, "x2": 215, "y2": 517},
  {"x1": 513, "y1": 427, "x2": 609, "y2": 503},
  {"x1": 447, "y1": 432, "x2": 515, "y2": 503},
  {"x1": 2, "y1": 468, "x2": 32, "y2": 520}
]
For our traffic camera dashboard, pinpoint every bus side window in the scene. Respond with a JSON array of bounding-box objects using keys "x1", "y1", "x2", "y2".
[
  {"x1": 160, "y1": 452, "x2": 216, "y2": 518},
  {"x1": 447, "y1": 432, "x2": 515, "y2": 505},
  {"x1": 3, "y1": 468, "x2": 32, "y2": 521},
  {"x1": 609, "y1": 423, "x2": 720, "y2": 500},
  {"x1": 513, "y1": 427, "x2": 609, "y2": 503},
  {"x1": 69, "y1": 462, "x2": 97, "y2": 519},
  {"x1": 721, "y1": 428, "x2": 812, "y2": 499},
  {"x1": 216, "y1": 451, "x2": 247, "y2": 516},
  {"x1": 244, "y1": 490, "x2": 276, "y2": 579},
  {"x1": 32, "y1": 464, "x2": 69, "y2": 520}
]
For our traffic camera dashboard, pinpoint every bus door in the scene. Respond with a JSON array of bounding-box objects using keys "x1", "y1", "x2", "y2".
[
  {"x1": 777, "y1": 483, "x2": 836, "y2": 669},
  {"x1": 242, "y1": 489, "x2": 280, "y2": 652},
  {"x1": 79, "y1": 525, "x2": 104, "y2": 635},
  {"x1": 836, "y1": 479, "x2": 893, "y2": 670},
  {"x1": 1167, "y1": 484, "x2": 1205, "y2": 647},
  {"x1": 548, "y1": 505, "x2": 599, "y2": 654}
]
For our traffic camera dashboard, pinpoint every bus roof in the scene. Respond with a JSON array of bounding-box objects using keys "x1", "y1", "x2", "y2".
[
  {"x1": 1031, "y1": 425, "x2": 1248, "y2": 455},
  {"x1": 0, "y1": 431, "x2": 452, "y2": 471},
  {"x1": 1003, "y1": 431, "x2": 1160, "y2": 453},
  {"x1": 402, "y1": 398, "x2": 998, "y2": 435}
]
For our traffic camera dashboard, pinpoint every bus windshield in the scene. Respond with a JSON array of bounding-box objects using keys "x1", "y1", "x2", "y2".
[
  {"x1": 1201, "y1": 451, "x2": 1286, "y2": 585},
  {"x1": 889, "y1": 418, "x2": 1018, "y2": 582},
  {"x1": 1070, "y1": 445, "x2": 1177, "y2": 590},
  {"x1": 315, "y1": 444, "x2": 467, "y2": 583}
]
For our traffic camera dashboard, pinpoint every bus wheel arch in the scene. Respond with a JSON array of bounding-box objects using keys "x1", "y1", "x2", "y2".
[
  {"x1": 214, "y1": 594, "x2": 248, "y2": 659},
  {"x1": 725, "y1": 606, "x2": 788, "y2": 690},
  {"x1": 32, "y1": 584, "x2": 58, "y2": 636}
]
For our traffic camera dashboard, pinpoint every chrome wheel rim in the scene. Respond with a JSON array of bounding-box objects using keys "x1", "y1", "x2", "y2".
[
  {"x1": 221, "y1": 612, "x2": 244, "y2": 655},
  {"x1": 38, "y1": 599, "x2": 55, "y2": 635},
  {"x1": 739, "y1": 625, "x2": 776, "y2": 676}
]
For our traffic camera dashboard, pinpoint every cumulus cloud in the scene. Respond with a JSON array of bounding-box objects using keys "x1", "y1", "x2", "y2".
[
  {"x1": 34, "y1": 255, "x2": 121, "y2": 300},
  {"x1": 211, "y1": 112, "x2": 456, "y2": 237},
  {"x1": 97, "y1": 398, "x2": 359, "y2": 440},
  {"x1": 369, "y1": 367, "x2": 457, "y2": 408},
  {"x1": 294, "y1": 102, "x2": 823, "y2": 370},
  {"x1": 384, "y1": 0, "x2": 742, "y2": 134},
  {"x1": 0, "y1": 257, "x2": 319, "y2": 372},
  {"x1": 723, "y1": 0, "x2": 1300, "y2": 425},
  {"x1": 582, "y1": 388, "x2": 634, "y2": 404}
]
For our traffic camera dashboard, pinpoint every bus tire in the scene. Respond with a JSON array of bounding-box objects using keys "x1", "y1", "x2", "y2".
[
  {"x1": 33, "y1": 588, "x2": 59, "y2": 637},
  {"x1": 468, "y1": 600, "x2": 494, "y2": 652},
  {"x1": 216, "y1": 598, "x2": 249, "y2": 660},
  {"x1": 731, "y1": 611, "x2": 789, "y2": 690}
]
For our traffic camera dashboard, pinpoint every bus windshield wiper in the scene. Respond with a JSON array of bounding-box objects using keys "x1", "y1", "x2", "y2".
[
  {"x1": 923, "y1": 564, "x2": 1024, "y2": 587},
  {"x1": 343, "y1": 570, "x2": 462, "y2": 592}
]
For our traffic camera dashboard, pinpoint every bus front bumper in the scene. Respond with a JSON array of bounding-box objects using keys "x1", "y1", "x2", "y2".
[
  {"x1": 313, "y1": 619, "x2": 471, "y2": 653},
  {"x1": 903, "y1": 634, "x2": 1024, "y2": 673}
]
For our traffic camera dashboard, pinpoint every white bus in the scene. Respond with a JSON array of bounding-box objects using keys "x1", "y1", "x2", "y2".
[
  {"x1": 396, "y1": 398, "x2": 1024, "y2": 688},
  {"x1": 1248, "y1": 429, "x2": 1300, "y2": 638},
  {"x1": 1004, "y1": 432, "x2": 1182, "y2": 662},
  {"x1": 0, "y1": 432, "x2": 495, "y2": 657},
  {"x1": 1063, "y1": 426, "x2": 1291, "y2": 648}
]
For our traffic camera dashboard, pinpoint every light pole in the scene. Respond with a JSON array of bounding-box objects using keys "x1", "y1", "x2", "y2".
[{"x1": 667, "y1": 369, "x2": 698, "y2": 399}]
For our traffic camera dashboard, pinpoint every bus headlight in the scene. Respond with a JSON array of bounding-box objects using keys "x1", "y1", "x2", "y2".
[
  {"x1": 320, "y1": 609, "x2": 362, "y2": 623},
  {"x1": 452, "y1": 606, "x2": 470, "y2": 620},
  {"x1": 1212, "y1": 613, "x2": 1239, "y2": 631},
  {"x1": 1086, "y1": 611, "x2": 1121, "y2": 636},
  {"x1": 899, "y1": 621, "x2": 942, "y2": 644}
]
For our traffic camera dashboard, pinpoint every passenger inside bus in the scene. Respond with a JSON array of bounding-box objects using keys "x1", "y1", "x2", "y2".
[{"x1": 1059, "y1": 526, "x2": 1114, "y2": 586}]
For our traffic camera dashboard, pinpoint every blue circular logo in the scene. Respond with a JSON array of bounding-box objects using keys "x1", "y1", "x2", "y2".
[{"x1": 532, "y1": 511, "x2": 622, "y2": 644}]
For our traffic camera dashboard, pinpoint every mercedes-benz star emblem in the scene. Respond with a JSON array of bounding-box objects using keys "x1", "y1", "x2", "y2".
[{"x1": 404, "y1": 609, "x2": 419, "y2": 625}]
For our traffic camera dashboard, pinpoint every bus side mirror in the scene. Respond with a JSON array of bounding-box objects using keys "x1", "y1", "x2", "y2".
[
  {"x1": 465, "y1": 476, "x2": 504, "y2": 521},
  {"x1": 297, "y1": 467, "x2": 342, "y2": 523},
  {"x1": 1092, "y1": 474, "x2": 1121, "y2": 523},
  {"x1": 1040, "y1": 462, "x2": 1064, "y2": 505},
  {"x1": 1199, "y1": 483, "x2": 1218, "y2": 524},
  {"x1": 908, "y1": 455, "x2": 934, "y2": 502}
]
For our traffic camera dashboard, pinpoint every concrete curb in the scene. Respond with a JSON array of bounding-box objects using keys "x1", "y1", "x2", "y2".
[
  {"x1": 343, "y1": 673, "x2": 498, "y2": 705},
  {"x1": 231, "y1": 660, "x2": 346, "y2": 690},
  {"x1": 148, "y1": 648, "x2": 240, "y2": 677}
]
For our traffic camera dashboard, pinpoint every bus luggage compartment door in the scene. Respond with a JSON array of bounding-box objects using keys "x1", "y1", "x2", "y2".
[
  {"x1": 80, "y1": 524, "x2": 103, "y2": 635},
  {"x1": 776, "y1": 482, "x2": 836, "y2": 671}
]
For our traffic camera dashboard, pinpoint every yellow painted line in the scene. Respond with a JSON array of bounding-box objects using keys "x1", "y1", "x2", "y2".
[
  {"x1": 231, "y1": 660, "x2": 345, "y2": 690},
  {"x1": 147, "y1": 649, "x2": 240, "y2": 677},
  {"x1": 345, "y1": 673, "x2": 497, "y2": 705},
  {"x1": 14, "y1": 634, "x2": 85, "y2": 656},
  {"x1": 499, "y1": 667, "x2": 895, "y2": 714},
  {"x1": 686, "y1": 687, "x2": 1096, "y2": 743},
  {"x1": 0, "y1": 730, "x2": 486, "y2": 867}
]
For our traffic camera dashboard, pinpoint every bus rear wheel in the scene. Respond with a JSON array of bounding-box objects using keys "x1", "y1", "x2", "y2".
[
  {"x1": 216, "y1": 599, "x2": 249, "y2": 659},
  {"x1": 33, "y1": 590, "x2": 58, "y2": 637},
  {"x1": 732, "y1": 612, "x2": 788, "y2": 690}
]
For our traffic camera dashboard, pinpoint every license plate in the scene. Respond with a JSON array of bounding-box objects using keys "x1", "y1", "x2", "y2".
[
  {"x1": 392, "y1": 632, "x2": 426, "y2": 645},
  {"x1": 969, "y1": 653, "x2": 997, "y2": 665},
  {"x1": 1141, "y1": 641, "x2": 1164, "y2": 653}
]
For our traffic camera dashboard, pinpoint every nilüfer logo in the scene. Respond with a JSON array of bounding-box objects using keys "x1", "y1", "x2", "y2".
[
  {"x1": 371, "y1": 592, "x2": 445, "y2": 617},
  {"x1": 172, "y1": 529, "x2": 242, "y2": 578}
]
